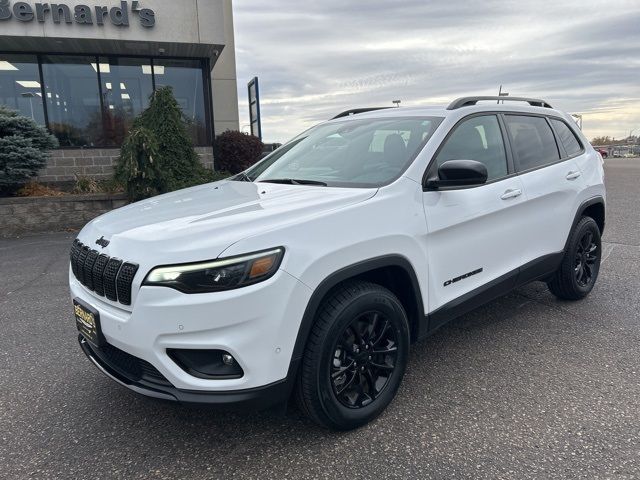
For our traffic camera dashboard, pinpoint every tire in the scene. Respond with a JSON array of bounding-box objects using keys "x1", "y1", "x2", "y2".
[
  {"x1": 547, "y1": 216, "x2": 602, "y2": 300},
  {"x1": 296, "y1": 280, "x2": 410, "y2": 430}
]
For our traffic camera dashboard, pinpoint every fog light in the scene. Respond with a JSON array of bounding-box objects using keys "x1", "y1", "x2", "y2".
[{"x1": 166, "y1": 348, "x2": 244, "y2": 379}]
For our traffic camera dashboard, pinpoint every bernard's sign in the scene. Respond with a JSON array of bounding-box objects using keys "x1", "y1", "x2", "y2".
[{"x1": 0, "y1": 0, "x2": 155, "y2": 27}]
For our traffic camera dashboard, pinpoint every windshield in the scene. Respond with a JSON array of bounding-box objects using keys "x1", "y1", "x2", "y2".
[{"x1": 243, "y1": 116, "x2": 443, "y2": 188}]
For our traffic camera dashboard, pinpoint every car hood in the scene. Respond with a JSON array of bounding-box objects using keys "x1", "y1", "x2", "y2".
[{"x1": 78, "y1": 180, "x2": 377, "y2": 263}]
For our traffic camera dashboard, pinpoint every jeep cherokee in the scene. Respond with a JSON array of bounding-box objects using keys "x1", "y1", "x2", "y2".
[{"x1": 70, "y1": 96, "x2": 606, "y2": 430}]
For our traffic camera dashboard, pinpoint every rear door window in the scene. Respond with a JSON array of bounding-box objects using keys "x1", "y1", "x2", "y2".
[
  {"x1": 504, "y1": 115, "x2": 560, "y2": 172},
  {"x1": 549, "y1": 118, "x2": 583, "y2": 157}
]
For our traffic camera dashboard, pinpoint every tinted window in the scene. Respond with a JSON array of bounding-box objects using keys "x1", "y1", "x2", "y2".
[
  {"x1": 41, "y1": 55, "x2": 103, "y2": 147},
  {"x1": 550, "y1": 118, "x2": 582, "y2": 157},
  {"x1": 154, "y1": 59, "x2": 208, "y2": 145},
  {"x1": 0, "y1": 54, "x2": 45, "y2": 125},
  {"x1": 2, "y1": 55, "x2": 211, "y2": 148},
  {"x1": 97, "y1": 57, "x2": 154, "y2": 146},
  {"x1": 505, "y1": 115, "x2": 560, "y2": 172},
  {"x1": 248, "y1": 117, "x2": 442, "y2": 187},
  {"x1": 435, "y1": 115, "x2": 507, "y2": 181}
]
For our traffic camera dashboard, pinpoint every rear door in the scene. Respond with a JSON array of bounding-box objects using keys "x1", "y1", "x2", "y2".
[
  {"x1": 422, "y1": 114, "x2": 530, "y2": 317},
  {"x1": 502, "y1": 114, "x2": 586, "y2": 268}
]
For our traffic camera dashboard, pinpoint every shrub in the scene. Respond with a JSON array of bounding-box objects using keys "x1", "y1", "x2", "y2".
[
  {"x1": 214, "y1": 130, "x2": 264, "y2": 174},
  {"x1": 98, "y1": 177, "x2": 125, "y2": 195},
  {"x1": 116, "y1": 126, "x2": 162, "y2": 200},
  {"x1": 115, "y1": 87, "x2": 210, "y2": 201},
  {"x1": 209, "y1": 170, "x2": 232, "y2": 182},
  {"x1": 15, "y1": 181, "x2": 65, "y2": 197},
  {"x1": 72, "y1": 174, "x2": 100, "y2": 194},
  {"x1": 0, "y1": 106, "x2": 58, "y2": 194}
]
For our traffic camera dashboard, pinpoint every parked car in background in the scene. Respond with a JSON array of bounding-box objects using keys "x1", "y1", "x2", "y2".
[
  {"x1": 595, "y1": 148, "x2": 608, "y2": 158},
  {"x1": 261, "y1": 142, "x2": 282, "y2": 159}
]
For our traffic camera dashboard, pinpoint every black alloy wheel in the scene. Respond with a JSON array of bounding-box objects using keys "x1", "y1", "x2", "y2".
[
  {"x1": 296, "y1": 280, "x2": 410, "y2": 430},
  {"x1": 574, "y1": 230, "x2": 599, "y2": 288},
  {"x1": 331, "y1": 311, "x2": 398, "y2": 409},
  {"x1": 547, "y1": 216, "x2": 602, "y2": 300}
]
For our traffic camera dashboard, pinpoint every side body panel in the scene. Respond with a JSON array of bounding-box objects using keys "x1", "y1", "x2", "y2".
[
  {"x1": 422, "y1": 176, "x2": 529, "y2": 312},
  {"x1": 219, "y1": 177, "x2": 431, "y2": 361},
  {"x1": 515, "y1": 158, "x2": 586, "y2": 263}
]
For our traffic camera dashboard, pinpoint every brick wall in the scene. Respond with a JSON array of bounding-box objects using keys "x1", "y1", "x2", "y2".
[
  {"x1": 37, "y1": 146, "x2": 215, "y2": 184},
  {"x1": 0, "y1": 194, "x2": 128, "y2": 237}
]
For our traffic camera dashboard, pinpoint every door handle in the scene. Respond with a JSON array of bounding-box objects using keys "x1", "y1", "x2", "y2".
[
  {"x1": 566, "y1": 171, "x2": 581, "y2": 180},
  {"x1": 500, "y1": 188, "x2": 522, "y2": 200}
]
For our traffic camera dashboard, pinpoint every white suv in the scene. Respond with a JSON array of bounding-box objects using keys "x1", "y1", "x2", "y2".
[{"x1": 70, "y1": 96, "x2": 605, "y2": 430}]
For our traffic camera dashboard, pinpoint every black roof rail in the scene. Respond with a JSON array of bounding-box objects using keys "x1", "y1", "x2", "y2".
[
  {"x1": 447, "y1": 96, "x2": 553, "y2": 110},
  {"x1": 331, "y1": 107, "x2": 393, "y2": 119}
]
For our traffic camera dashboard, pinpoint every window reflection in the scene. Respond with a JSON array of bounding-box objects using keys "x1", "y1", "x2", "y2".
[
  {"x1": 41, "y1": 55, "x2": 102, "y2": 147},
  {"x1": 98, "y1": 57, "x2": 154, "y2": 146},
  {"x1": 0, "y1": 54, "x2": 211, "y2": 148},
  {"x1": 154, "y1": 59, "x2": 208, "y2": 145},
  {"x1": 0, "y1": 54, "x2": 45, "y2": 125}
]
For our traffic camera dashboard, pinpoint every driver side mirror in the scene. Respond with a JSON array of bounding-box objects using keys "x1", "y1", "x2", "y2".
[{"x1": 425, "y1": 159, "x2": 488, "y2": 189}]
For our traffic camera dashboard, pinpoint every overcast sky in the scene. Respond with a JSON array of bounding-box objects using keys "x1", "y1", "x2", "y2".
[{"x1": 233, "y1": 0, "x2": 640, "y2": 144}]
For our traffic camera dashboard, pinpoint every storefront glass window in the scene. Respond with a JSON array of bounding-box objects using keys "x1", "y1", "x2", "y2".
[
  {"x1": 97, "y1": 56, "x2": 154, "y2": 146},
  {"x1": 0, "y1": 54, "x2": 210, "y2": 148},
  {"x1": 41, "y1": 55, "x2": 103, "y2": 147},
  {"x1": 0, "y1": 54, "x2": 45, "y2": 125},
  {"x1": 154, "y1": 59, "x2": 209, "y2": 145}
]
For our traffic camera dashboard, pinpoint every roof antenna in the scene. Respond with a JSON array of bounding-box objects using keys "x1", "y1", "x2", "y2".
[
  {"x1": 392, "y1": 100, "x2": 401, "y2": 108},
  {"x1": 497, "y1": 85, "x2": 509, "y2": 104}
]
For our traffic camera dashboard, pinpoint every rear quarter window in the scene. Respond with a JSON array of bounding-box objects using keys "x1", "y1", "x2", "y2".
[{"x1": 549, "y1": 118, "x2": 583, "y2": 157}]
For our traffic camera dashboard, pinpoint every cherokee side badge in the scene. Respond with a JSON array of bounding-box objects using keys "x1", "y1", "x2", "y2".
[{"x1": 444, "y1": 268, "x2": 483, "y2": 287}]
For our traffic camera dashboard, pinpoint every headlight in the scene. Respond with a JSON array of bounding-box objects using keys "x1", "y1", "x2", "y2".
[{"x1": 143, "y1": 248, "x2": 284, "y2": 293}]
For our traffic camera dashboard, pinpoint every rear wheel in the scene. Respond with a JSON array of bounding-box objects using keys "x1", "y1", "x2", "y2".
[
  {"x1": 296, "y1": 280, "x2": 409, "y2": 430},
  {"x1": 547, "y1": 216, "x2": 601, "y2": 300}
]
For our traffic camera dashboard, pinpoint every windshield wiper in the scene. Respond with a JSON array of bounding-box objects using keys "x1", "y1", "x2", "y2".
[
  {"x1": 258, "y1": 178, "x2": 328, "y2": 186},
  {"x1": 231, "y1": 171, "x2": 253, "y2": 182}
]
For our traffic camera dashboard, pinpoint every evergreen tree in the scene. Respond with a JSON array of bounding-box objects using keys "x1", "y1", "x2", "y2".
[
  {"x1": 115, "y1": 126, "x2": 162, "y2": 200},
  {"x1": 116, "y1": 87, "x2": 210, "y2": 201},
  {"x1": 0, "y1": 106, "x2": 58, "y2": 194}
]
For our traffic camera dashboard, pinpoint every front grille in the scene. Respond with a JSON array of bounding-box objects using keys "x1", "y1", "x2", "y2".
[
  {"x1": 77, "y1": 246, "x2": 89, "y2": 284},
  {"x1": 83, "y1": 250, "x2": 99, "y2": 291},
  {"x1": 103, "y1": 258, "x2": 123, "y2": 302},
  {"x1": 95, "y1": 341, "x2": 172, "y2": 387},
  {"x1": 70, "y1": 239, "x2": 139, "y2": 306},
  {"x1": 92, "y1": 255, "x2": 109, "y2": 296},
  {"x1": 116, "y1": 263, "x2": 139, "y2": 305}
]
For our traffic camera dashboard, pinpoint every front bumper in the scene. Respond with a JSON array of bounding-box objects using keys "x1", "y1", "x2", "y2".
[
  {"x1": 70, "y1": 267, "x2": 312, "y2": 394},
  {"x1": 79, "y1": 336, "x2": 297, "y2": 409}
]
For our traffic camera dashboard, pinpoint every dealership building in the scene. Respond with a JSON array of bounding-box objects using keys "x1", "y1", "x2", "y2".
[{"x1": 0, "y1": 0, "x2": 239, "y2": 183}]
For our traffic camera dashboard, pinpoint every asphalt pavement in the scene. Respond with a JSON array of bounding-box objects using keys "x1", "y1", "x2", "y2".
[{"x1": 1, "y1": 158, "x2": 639, "y2": 479}]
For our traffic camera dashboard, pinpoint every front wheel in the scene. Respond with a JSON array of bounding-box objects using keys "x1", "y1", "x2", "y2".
[
  {"x1": 547, "y1": 216, "x2": 602, "y2": 300},
  {"x1": 296, "y1": 281, "x2": 410, "y2": 430}
]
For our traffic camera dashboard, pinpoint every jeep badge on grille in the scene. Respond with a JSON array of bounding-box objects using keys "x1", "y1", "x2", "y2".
[{"x1": 95, "y1": 236, "x2": 110, "y2": 249}]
